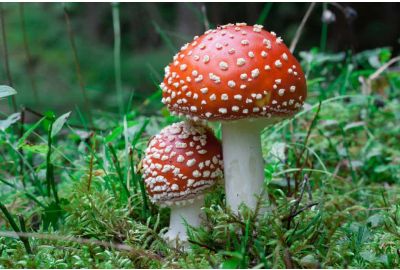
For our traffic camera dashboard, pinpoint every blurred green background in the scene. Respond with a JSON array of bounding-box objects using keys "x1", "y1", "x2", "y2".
[{"x1": 0, "y1": 2, "x2": 399, "y2": 118}]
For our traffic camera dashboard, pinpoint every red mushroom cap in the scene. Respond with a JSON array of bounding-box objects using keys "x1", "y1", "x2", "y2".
[
  {"x1": 160, "y1": 23, "x2": 307, "y2": 121},
  {"x1": 142, "y1": 121, "x2": 223, "y2": 206}
]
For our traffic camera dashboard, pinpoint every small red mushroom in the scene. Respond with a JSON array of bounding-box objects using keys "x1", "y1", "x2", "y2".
[
  {"x1": 142, "y1": 121, "x2": 223, "y2": 243},
  {"x1": 160, "y1": 23, "x2": 307, "y2": 212}
]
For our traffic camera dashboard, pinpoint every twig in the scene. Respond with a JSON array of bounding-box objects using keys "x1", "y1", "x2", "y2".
[
  {"x1": 289, "y1": 2, "x2": 316, "y2": 53},
  {"x1": 286, "y1": 174, "x2": 311, "y2": 229},
  {"x1": 283, "y1": 247, "x2": 294, "y2": 269},
  {"x1": 188, "y1": 239, "x2": 217, "y2": 252},
  {"x1": 0, "y1": 231, "x2": 166, "y2": 262},
  {"x1": 63, "y1": 4, "x2": 93, "y2": 125},
  {"x1": 369, "y1": 56, "x2": 400, "y2": 81},
  {"x1": 0, "y1": 3, "x2": 17, "y2": 112},
  {"x1": 293, "y1": 101, "x2": 322, "y2": 192},
  {"x1": 19, "y1": 3, "x2": 39, "y2": 103}
]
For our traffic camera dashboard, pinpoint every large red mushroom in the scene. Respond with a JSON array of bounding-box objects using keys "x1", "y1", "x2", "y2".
[{"x1": 160, "y1": 23, "x2": 307, "y2": 212}]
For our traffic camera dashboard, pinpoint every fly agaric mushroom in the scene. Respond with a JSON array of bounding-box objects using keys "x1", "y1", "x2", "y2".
[
  {"x1": 142, "y1": 121, "x2": 223, "y2": 243},
  {"x1": 160, "y1": 23, "x2": 307, "y2": 212}
]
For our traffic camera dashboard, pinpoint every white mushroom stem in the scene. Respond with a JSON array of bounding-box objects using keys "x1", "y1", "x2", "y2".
[
  {"x1": 163, "y1": 197, "x2": 203, "y2": 244},
  {"x1": 222, "y1": 119, "x2": 273, "y2": 212}
]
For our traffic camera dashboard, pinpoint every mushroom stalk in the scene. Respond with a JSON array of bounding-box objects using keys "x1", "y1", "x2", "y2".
[
  {"x1": 222, "y1": 119, "x2": 267, "y2": 212},
  {"x1": 164, "y1": 198, "x2": 203, "y2": 243}
]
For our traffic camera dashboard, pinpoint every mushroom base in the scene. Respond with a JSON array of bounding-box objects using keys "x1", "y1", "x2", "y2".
[
  {"x1": 163, "y1": 196, "x2": 204, "y2": 247},
  {"x1": 222, "y1": 119, "x2": 276, "y2": 212}
]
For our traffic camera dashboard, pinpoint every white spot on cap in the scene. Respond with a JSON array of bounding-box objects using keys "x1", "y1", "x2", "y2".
[
  {"x1": 275, "y1": 60, "x2": 282, "y2": 68},
  {"x1": 186, "y1": 159, "x2": 196, "y2": 167},
  {"x1": 232, "y1": 106, "x2": 239, "y2": 112},
  {"x1": 290, "y1": 86, "x2": 296, "y2": 92},
  {"x1": 200, "y1": 87, "x2": 208, "y2": 94},
  {"x1": 234, "y1": 94, "x2": 242, "y2": 100},
  {"x1": 219, "y1": 61, "x2": 229, "y2": 71},
  {"x1": 177, "y1": 155, "x2": 185, "y2": 162},
  {"x1": 240, "y1": 73, "x2": 248, "y2": 80},
  {"x1": 278, "y1": 89, "x2": 285, "y2": 96},
  {"x1": 251, "y1": 68, "x2": 260, "y2": 78},
  {"x1": 209, "y1": 73, "x2": 221, "y2": 83},
  {"x1": 210, "y1": 94, "x2": 216, "y2": 100},
  {"x1": 261, "y1": 51, "x2": 267, "y2": 58},
  {"x1": 228, "y1": 80, "x2": 236, "y2": 88},
  {"x1": 248, "y1": 51, "x2": 255, "y2": 58},
  {"x1": 180, "y1": 64, "x2": 187, "y2": 71},
  {"x1": 237, "y1": 58, "x2": 246, "y2": 66},
  {"x1": 219, "y1": 108, "x2": 227, "y2": 114},
  {"x1": 193, "y1": 170, "x2": 201, "y2": 178},
  {"x1": 221, "y1": 94, "x2": 229, "y2": 100},
  {"x1": 171, "y1": 184, "x2": 179, "y2": 191},
  {"x1": 203, "y1": 55, "x2": 210, "y2": 63}
]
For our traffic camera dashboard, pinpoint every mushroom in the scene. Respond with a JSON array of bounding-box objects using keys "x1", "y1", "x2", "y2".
[
  {"x1": 160, "y1": 23, "x2": 307, "y2": 212},
  {"x1": 142, "y1": 121, "x2": 223, "y2": 244}
]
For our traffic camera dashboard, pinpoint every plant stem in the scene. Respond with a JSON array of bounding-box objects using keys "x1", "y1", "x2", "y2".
[
  {"x1": 320, "y1": 3, "x2": 328, "y2": 52},
  {"x1": 108, "y1": 143, "x2": 130, "y2": 198},
  {"x1": 46, "y1": 120, "x2": 59, "y2": 204},
  {"x1": 19, "y1": 3, "x2": 39, "y2": 103},
  {"x1": 129, "y1": 148, "x2": 139, "y2": 193},
  {"x1": 256, "y1": 2, "x2": 273, "y2": 25},
  {"x1": 63, "y1": 4, "x2": 93, "y2": 126},
  {"x1": 0, "y1": 3, "x2": 17, "y2": 112},
  {"x1": 0, "y1": 202, "x2": 32, "y2": 254},
  {"x1": 112, "y1": 3, "x2": 124, "y2": 116},
  {"x1": 18, "y1": 215, "x2": 33, "y2": 254}
]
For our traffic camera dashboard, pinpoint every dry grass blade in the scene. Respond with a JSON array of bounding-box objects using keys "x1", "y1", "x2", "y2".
[
  {"x1": 289, "y1": 2, "x2": 317, "y2": 53},
  {"x1": 62, "y1": 4, "x2": 93, "y2": 125}
]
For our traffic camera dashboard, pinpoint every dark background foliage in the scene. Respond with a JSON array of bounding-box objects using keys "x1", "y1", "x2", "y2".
[{"x1": 0, "y1": 2, "x2": 399, "y2": 116}]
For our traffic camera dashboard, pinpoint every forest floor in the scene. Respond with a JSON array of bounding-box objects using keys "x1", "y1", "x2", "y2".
[{"x1": 1, "y1": 45, "x2": 400, "y2": 268}]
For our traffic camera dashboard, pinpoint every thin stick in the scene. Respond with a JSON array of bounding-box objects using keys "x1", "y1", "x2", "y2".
[
  {"x1": 0, "y1": 231, "x2": 166, "y2": 262},
  {"x1": 369, "y1": 56, "x2": 400, "y2": 81},
  {"x1": 0, "y1": 3, "x2": 17, "y2": 112},
  {"x1": 112, "y1": 3, "x2": 123, "y2": 115},
  {"x1": 63, "y1": 4, "x2": 93, "y2": 125},
  {"x1": 289, "y1": 2, "x2": 316, "y2": 53},
  {"x1": 19, "y1": 3, "x2": 39, "y2": 103}
]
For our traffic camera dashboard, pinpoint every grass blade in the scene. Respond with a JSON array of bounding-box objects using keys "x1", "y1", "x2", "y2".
[
  {"x1": 0, "y1": 202, "x2": 32, "y2": 254},
  {"x1": 256, "y1": 3, "x2": 273, "y2": 25},
  {"x1": 112, "y1": 3, "x2": 124, "y2": 116}
]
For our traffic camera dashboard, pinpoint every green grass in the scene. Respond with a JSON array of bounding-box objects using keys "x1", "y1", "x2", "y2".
[
  {"x1": 1, "y1": 46, "x2": 399, "y2": 268},
  {"x1": 1, "y1": 4, "x2": 400, "y2": 267}
]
